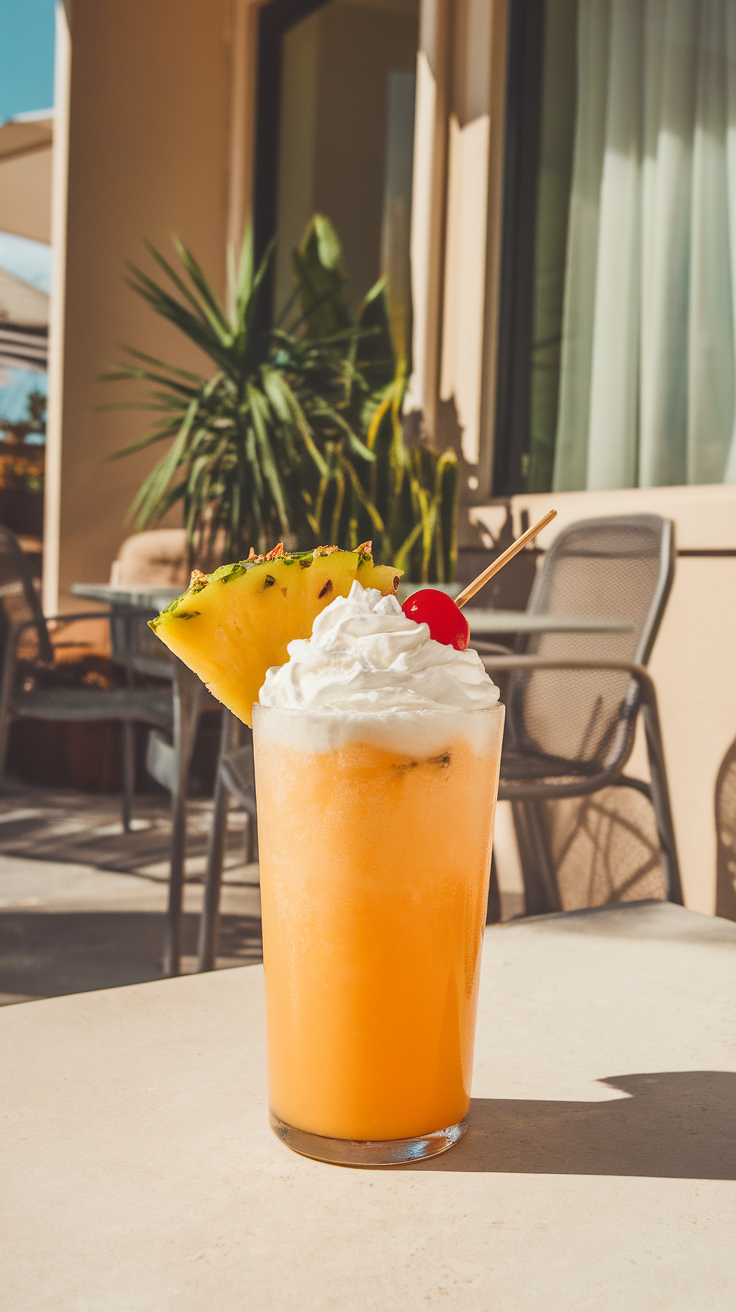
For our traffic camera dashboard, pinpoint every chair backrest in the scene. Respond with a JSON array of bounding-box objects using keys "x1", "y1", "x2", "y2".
[
  {"x1": 507, "y1": 514, "x2": 674, "y2": 773},
  {"x1": 108, "y1": 605, "x2": 176, "y2": 680},
  {"x1": 220, "y1": 739, "x2": 256, "y2": 816},
  {"x1": 110, "y1": 529, "x2": 189, "y2": 588},
  {"x1": 0, "y1": 524, "x2": 53, "y2": 669},
  {"x1": 108, "y1": 531, "x2": 188, "y2": 679}
]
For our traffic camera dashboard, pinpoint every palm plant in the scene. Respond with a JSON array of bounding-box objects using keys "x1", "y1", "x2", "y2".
[
  {"x1": 103, "y1": 231, "x2": 377, "y2": 568},
  {"x1": 106, "y1": 216, "x2": 459, "y2": 581},
  {"x1": 365, "y1": 367, "x2": 458, "y2": 583},
  {"x1": 295, "y1": 216, "x2": 458, "y2": 583}
]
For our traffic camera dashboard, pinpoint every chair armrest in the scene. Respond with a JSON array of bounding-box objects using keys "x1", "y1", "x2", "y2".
[
  {"x1": 479, "y1": 654, "x2": 663, "y2": 758},
  {"x1": 45, "y1": 611, "x2": 113, "y2": 625},
  {"x1": 482, "y1": 654, "x2": 682, "y2": 904},
  {"x1": 1, "y1": 617, "x2": 50, "y2": 662},
  {"x1": 0, "y1": 619, "x2": 42, "y2": 729},
  {"x1": 472, "y1": 641, "x2": 514, "y2": 657},
  {"x1": 478, "y1": 654, "x2": 656, "y2": 698},
  {"x1": 2, "y1": 612, "x2": 112, "y2": 698}
]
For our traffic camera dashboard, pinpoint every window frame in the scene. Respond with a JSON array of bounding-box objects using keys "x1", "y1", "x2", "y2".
[{"x1": 492, "y1": 0, "x2": 545, "y2": 498}]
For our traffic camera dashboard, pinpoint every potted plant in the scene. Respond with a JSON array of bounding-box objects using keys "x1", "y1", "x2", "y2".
[
  {"x1": 106, "y1": 217, "x2": 458, "y2": 582},
  {"x1": 293, "y1": 216, "x2": 458, "y2": 586}
]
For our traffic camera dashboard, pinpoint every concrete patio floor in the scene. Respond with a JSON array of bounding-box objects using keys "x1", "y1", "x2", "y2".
[
  {"x1": 0, "y1": 784, "x2": 261, "y2": 1005},
  {"x1": 0, "y1": 784, "x2": 527, "y2": 1007}
]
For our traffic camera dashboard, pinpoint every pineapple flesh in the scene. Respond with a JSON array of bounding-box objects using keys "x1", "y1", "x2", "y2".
[{"x1": 150, "y1": 543, "x2": 402, "y2": 725}]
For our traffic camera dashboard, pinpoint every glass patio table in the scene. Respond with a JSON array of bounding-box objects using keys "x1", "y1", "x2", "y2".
[
  {"x1": 2, "y1": 900, "x2": 733, "y2": 1308},
  {"x1": 464, "y1": 609, "x2": 634, "y2": 637},
  {"x1": 72, "y1": 586, "x2": 636, "y2": 637},
  {"x1": 72, "y1": 582, "x2": 214, "y2": 976}
]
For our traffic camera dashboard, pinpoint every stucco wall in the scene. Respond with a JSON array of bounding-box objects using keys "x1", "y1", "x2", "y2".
[{"x1": 49, "y1": 0, "x2": 233, "y2": 612}]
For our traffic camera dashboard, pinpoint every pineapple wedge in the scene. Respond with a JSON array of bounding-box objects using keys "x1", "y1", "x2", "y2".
[{"x1": 150, "y1": 543, "x2": 402, "y2": 725}]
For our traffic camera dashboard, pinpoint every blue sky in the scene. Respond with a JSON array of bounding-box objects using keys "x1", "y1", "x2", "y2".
[
  {"x1": 0, "y1": 0, "x2": 55, "y2": 125},
  {"x1": 0, "y1": 231, "x2": 51, "y2": 292},
  {"x1": 0, "y1": 1, "x2": 55, "y2": 421}
]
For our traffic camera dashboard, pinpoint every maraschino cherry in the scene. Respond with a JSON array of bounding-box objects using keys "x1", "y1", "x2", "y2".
[{"x1": 402, "y1": 590, "x2": 470, "y2": 651}]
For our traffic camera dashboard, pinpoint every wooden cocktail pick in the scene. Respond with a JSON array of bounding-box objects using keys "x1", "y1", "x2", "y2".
[{"x1": 454, "y1": 509, "x2": 557, "y2": 610}]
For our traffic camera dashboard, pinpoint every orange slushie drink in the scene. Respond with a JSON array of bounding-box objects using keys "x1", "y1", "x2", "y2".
[{"x1": 254, "y1": 583, "x2": 504, "y2": 1165}]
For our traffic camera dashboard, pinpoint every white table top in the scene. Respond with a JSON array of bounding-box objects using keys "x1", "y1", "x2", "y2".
[
  {"x1": 2, "y1": 901, "x2": 735, "y2": 1310},
  {"x1": 72, "y1": 584, "x2": 634, "y2": 636},
  {"x1": 464, "y1": 609, "x2": 634, "y2": 635}
]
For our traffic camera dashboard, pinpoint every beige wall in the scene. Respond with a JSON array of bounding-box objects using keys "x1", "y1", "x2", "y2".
[
  {"x1": 46, "y1": 0, "x2": 235, "y2": 613},
  {"x1": 408, "y1": 0, "x2": 508, "y2": 476},
  {"x1": 414, "y1": 1, "x2": 736, "y2": 921}
]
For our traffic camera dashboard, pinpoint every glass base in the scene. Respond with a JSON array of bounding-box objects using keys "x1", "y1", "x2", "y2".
[{"x1": 269, "y1": 1110, "x2": 467, "y2": 1166}]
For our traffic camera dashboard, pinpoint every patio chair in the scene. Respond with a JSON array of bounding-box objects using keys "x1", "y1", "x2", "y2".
[
  {"x1": 197, "y1": 710, "x2": 257, "y2": 972},
  {"x1": 0, "y1": 524, "x2": 173, "y2": 826},
  {"x1": 477, "y1": 514, "x2": 683, "y2": 915},
  {"x1": 106, "y1": 529, "x2": 227, "y2": 832},
  {"x1": 110, "y1": 528, "x2": 189, "y2": 588}
]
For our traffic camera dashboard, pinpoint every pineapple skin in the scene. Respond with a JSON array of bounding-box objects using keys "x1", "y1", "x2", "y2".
[{"x1": 150, "y1": 547, "x2": 402, "y2": 726}]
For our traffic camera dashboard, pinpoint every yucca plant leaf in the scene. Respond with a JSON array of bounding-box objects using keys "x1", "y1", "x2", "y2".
[
  {"x1": 393, "y1": 519, "x2": 424, "y2": 574},
  {"x1": 97, "y1": 401, "x2": 178, "y2": 415},
  {"x1": 108, "y1": 217, "x2": 457, "y2": 576},
  {"x1": 293, "y1": 214, "x2": 351, "y2": 338},
  {"x1": 171, "y1": 237, "x2": 232, "y2": 340},
  {"x1": 98, "y1": 366, "x2": 198, "y2": 400},
  {"x1": 125, "y1": 265, "x2": 236, "y2": 374},
  {"x1": 339, "y1": 453, "x2": 387, "y2": 541},
  {"x1": 435, "y1": 450, "x2": 458, "y2": 584},
  {"x1": 145, "y1": 241, "x2": 231, "y2": 348},
  {"x1": 353, "y1": 277, "x2": 396, "y2": 391},
  {"x1": 311, "y1": 395, "x2": 375, "y2": 463},
  {"x1": 154, "y1": 479, "x2": 188, "y2": 517},
  {"x1": 121, "y1": 345, "x2": 204, "y2": 383},
  {"x1": 365, "y1": 388, "x2": 393, "y2": 452},
  {"x1": 129, "y1": 396, "x2": 199, "y2": 527},
  {"x1": 329, "y1": 465, "x2": 346, "y2": 544},
  {"x1": 262, "y1": 367, "x2": 328, "y2": 477},
  {"x1": 247, "y1": 383, "x2": 289, "y2": 533}
]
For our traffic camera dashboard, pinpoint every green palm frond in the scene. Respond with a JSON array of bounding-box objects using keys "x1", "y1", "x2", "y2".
[{"x1": 106, "y1": 216, "x2": 458, "y2": 578}]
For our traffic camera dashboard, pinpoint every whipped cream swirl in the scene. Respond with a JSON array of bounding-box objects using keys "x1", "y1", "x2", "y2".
[{"x1": 258, "y1": 581, "x2": 499, "y2": 714}]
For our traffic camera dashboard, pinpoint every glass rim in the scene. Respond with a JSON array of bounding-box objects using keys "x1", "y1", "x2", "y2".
[{"x1": 252, "y1": 701, "x2": 504, "y2": 720}]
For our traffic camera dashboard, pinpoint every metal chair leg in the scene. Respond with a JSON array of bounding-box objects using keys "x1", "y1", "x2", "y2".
[
  {"x1": 198, "y1": 709, "x2": 241, "y2": 972},
  {"x1": 0, "y1": 712, "x2": 11, "y2": 784},
  {"x1": 245, "y1": 806, "x2": 258, "y2": 864},
  {"x1": 163, "y1": 664, "x2": 203, "y2": 977},
  {"x1": 511, "y1": 799, "x2": 561, "y2": 916},
  {"x1": 121, "y1": 721, "x2": 134, "y2": 833},
  {"x1": 641, "y1": 699, "x2": 684, "y2": 905},
  {"x1": 486, "y1": 849, "x2": 501, "y2": 923},
  {"x1": 0, "y1": 636, "x2": 18, "y2": 784}
]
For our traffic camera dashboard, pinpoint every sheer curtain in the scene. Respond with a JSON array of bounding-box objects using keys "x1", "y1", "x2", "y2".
[{"x1": 553, "y1": 0, "x2": 736, "y2": 491}]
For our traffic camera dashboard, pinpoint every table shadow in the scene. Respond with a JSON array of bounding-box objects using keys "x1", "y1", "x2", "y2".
[
  {"x1": 0, "y1": 909, "x2": 262, "y2": 1001},
  {"x1": 408, "y1": 1072, "x2": 736, "y2": 1178}
]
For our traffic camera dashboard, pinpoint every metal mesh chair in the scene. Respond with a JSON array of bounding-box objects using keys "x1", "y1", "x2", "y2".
[
  {"x1": 478, "y1": 514, "x2": 682, "y2": 915},
  {"x1": 0, "y1": 525, "x2": 173, "y2": 825},
  {"x1": 197, "y1": 711, "x2": 257, "y2": 972}
]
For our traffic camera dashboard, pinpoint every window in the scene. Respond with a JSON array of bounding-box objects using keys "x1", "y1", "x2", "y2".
[
  {"x1": 495, "y1": 0, "x2": 736, "y2": 496},
  {"x1": 255, "y1": 0, "x2": 419, "y2": 355}
]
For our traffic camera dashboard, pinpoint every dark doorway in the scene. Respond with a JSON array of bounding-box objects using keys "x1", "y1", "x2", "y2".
[{"x1": 254, "y1": 0, "x2": 419, "y2": 344}]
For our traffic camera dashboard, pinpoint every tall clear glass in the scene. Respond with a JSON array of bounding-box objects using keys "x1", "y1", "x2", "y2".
[{"x1": 252, "y1": 702, "x2": 505, "y2": 1165}]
